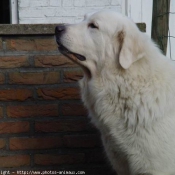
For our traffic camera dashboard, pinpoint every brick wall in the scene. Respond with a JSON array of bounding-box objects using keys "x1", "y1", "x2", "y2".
[
  {"x1": 18, "y1": 0, "x2": 122, "y2": 24},
  {"x1": 0, "y1": 24, "x2": 116, "y2": 175}
]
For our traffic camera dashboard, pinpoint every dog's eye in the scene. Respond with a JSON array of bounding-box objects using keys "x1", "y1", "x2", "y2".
[{"x1": 88, "y1": 23, "x2": 99, "y2": 29}]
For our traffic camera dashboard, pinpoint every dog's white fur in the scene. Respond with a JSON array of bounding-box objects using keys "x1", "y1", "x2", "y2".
[{"x1": 59, "y1": 10, "x2": 175, "y2": 175}]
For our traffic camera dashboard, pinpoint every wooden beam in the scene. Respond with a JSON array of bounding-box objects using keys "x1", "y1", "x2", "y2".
[{"x1": 151, "y1": 0, "x2": 170, "y2": 54}]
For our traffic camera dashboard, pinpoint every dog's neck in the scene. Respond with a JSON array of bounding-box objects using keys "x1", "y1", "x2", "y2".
[{"x1": 79, "y1": 51, "x2": 174, "y2": 131}]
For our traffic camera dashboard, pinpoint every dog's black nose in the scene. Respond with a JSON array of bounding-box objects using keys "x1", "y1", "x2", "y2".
[{"x1": 55, "y1": 24, "x2": 66, "y2": 35}]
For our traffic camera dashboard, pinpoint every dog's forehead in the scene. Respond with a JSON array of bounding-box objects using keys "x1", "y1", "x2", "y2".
[{"x1": 85, "y1": 10, "x2": 124, "y2": 26}]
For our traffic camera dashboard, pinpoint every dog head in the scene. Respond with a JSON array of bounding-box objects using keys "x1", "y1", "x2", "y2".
[{"x1": 55, "y1": 10, "x2": 145, "y2": 78}]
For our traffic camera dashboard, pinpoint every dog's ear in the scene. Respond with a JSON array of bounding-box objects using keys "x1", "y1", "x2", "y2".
[{"x1": 118, "y1": 29, "x2": 145, "y2": 69}]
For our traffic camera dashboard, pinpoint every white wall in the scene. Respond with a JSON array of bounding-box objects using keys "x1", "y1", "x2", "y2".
[
  {"x1": 127, "y1": 0, "x2": 153, "y2": 36},
  {"x1": 17, "y1": 0, "x2": 151, "y2": 35},
  {"x1": 18, "y1": 0, "x2": 152, "y2": 34},
  {"x1": 18, "y1": 0, "x2": 123, "y2": 24}
]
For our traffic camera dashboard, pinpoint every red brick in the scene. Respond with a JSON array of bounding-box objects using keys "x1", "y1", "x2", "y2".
[
  {"x1": 61, "y1": 104, "x2": 87, "y2": 116},
  {"x1": 0, "y1": 38, "x2": 2, "y2": 50},
  {"x1": 0, "y1": 155, "x2": 30, "y2": 168},
  {"x1": 63, "y1": 135, "x2": 101, "y2": 148},
  {"x1": 0, "y1": 139, "x2": 6, "y2": 149},
  {"x1": 9, "y1": 72, "x2": 60, "y2": 85},
  {"x1": 10, "y1": 137, "x2": 62, "y2": 150},
  {"x1": 0, "y1": 107, "x2": 3, "y2": 118},
  {"x1": 64, "y1": 70, "x2": 83, "y2": 82},
  {"x1": 34, "y1": 55, "x2": 76, "y2": 67},
  {"x1": 0, "y1": 122, "x2": 29, "y2": 134},
  {"x1": 37, "y1": 87, "x2": 80, "y2": 100},
  {"x1": 7, "y1": 104, "x2": 58, "y2": 118},
  {"x1": 0, "y1": 56, "x2": 29, "y2": 68},
  {"x1": 86, "y1": 152, "x2": 106, "y2": 163},
  {"x1": 0, "y1": 73, "x2": 5, "y2": 84},
  {"x1": 6, "y1": 38, "x2": 36, "y2": 51},
  {"x1": 6, "y1": 38, "x2": 57, "y2": 51},
  {"x1": 0, "y1": 89, "x2": 33, "y2": 101},
  {"x1": 35, "y1": 38, "x2": 57, "y2": 51},
  {"x1": 34, "y1": 153, "x2": 84, "y2": 165},
  {"x1": 35, "y1": 120, "x2": 94, "y2": 133}
]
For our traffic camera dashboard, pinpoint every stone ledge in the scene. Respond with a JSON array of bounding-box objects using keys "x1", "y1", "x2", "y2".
[
  {"x1": 0, "y1": 23, "x2": 146, "y2": 35},
  {"x1": 0, "y1": 24, "x2": 57, "y2": 35}
]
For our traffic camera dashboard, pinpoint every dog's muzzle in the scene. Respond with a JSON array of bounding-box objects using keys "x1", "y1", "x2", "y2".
[{"x1": 55, "y1": 24, "x2": 86, "y2": 61}]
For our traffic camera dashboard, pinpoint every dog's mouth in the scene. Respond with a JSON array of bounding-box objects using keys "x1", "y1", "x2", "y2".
[
  {"x1": 56, "y1": 41, "x2": 91, "y2": 79},
  {"x1": 57, "y1": 42, "x2": 86, "y2": 61}
]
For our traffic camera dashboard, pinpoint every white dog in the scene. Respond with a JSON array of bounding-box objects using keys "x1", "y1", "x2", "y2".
[{"x1": 55, "y1": 10, "x2": 175, "y2": 175}]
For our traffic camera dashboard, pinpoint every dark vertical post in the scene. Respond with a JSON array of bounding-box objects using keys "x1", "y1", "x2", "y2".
[{"x1": 151, "y1": 0, "x2": 170, "y2": 54}]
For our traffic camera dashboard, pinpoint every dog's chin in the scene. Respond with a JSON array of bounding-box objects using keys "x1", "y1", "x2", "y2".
[{"x1": 58, "y1": 45, "x2": 92, "y2": 79}]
